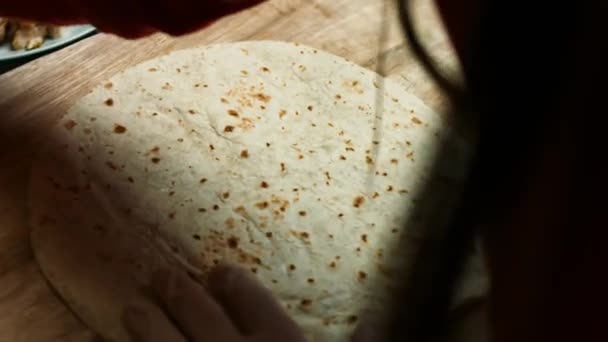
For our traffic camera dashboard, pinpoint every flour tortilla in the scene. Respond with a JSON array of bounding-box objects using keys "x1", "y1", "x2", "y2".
[{"x1": 29, "y1": 41, "x2": 468, "y2": 342}]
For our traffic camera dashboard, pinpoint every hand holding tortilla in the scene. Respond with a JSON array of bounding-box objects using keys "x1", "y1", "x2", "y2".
[{"x1": 123, "y1": 265, "x2": 307, "y2": 342}]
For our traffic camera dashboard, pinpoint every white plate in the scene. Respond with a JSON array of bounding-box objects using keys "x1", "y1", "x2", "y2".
[{"x1": 0, "y1": 25, "x2": 96, "y2": 62}]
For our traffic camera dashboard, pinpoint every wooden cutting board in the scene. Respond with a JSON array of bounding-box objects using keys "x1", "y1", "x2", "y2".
[{"x1": 0, "y1": 0, "x2": 462, "y2": 340}]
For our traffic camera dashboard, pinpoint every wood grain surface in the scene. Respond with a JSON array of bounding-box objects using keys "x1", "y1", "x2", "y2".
[{"x1": 0, "y1": 0, "x2": 460, "y2": 340}]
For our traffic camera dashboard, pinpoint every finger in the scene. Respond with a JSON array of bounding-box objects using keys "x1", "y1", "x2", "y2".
[
  {"x1": 208, "y1": 264, "x2": 304, "y2": 339},
  {"x1": 93, "y1": 21, "x2": 157, "y2": 39},
  {"x1": 139, "y1": 0, "x2": 265, "y2": 36},
  {"x1": 152, "y1": 269, "x2": 240, "y2": 341},
  {"x1": 122, "y1": 305, "x2": 187, "y2": 342},
  {"x1": 82, "y1": 0, "x2": 156, "y2": 39}
]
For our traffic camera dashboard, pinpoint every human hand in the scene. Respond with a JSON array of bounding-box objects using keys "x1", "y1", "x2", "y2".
[
  {"x1": 122, "y1": 265, "x2": 307, "y2": 342},
  {"x1": 0, "y1": 0, "x2": 264, "y2": 38}
]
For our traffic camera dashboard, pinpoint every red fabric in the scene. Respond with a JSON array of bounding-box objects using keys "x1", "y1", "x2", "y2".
[{"x1": 0, "y1": 0, "x2": 265, "y2": 38}]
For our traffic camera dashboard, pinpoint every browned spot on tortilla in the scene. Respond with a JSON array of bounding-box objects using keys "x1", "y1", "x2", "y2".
[
  {"x1": 329, "y1": 261, "x2": 337, "y2": 268},
  {"x1": 104, "y1": 98, "x2": 114, "y2": 106},
  {"x1": 361, "y1": 234, "x2": 368, "y2": 243},
  {"x1": 223, "y1": 192, "x2": 230, "y2": 199},
  {"x1": 188, "y1": 109, "x2": 196, "y2": 115},
  {"x1": 255, "y1": 201, "x2": 269, "y2": 209},
  {"x1": 358, "y1": 271, "x2": 367, "y2": 281},
  {"x1": 162, "y1": 82, "x2": 173, "y2": 90},
  {"x1": 225, "y1": 109, "x2": 239, "y2": 118},
  {"x1": 391, "y1": 158, "x2": 399, "y2": 165},
  {"x1": 127, "y1": 177, "x2": 134, "y2": 183},
  {"x1": 151, "y1": 157, "x2": 161, "y2": 164},
  {"x1": 225, "y1": 218, "x2": 235, "y2": 229},
  {"x1": 391, "y1": 228, "x2": 398, "y2": 234},
  {"x1": 399, "y1": 189, "x2": 409, "y2": 194},
  {"x1": 104, "y1": 82, "x2": 113, "y2": 89},
  {"x1": 387, "y1": 185, "x2": 394, "y2": 192},
  {"x1": 252, "y1": 93, "x2": 271, "y2": 103},
  {"x1": 300, "y1": 231, "x2": 310, "y2": 239},
  {"x1": 200, "y1": 178, "x2": 208, "y2": 184},
  {"x1": 113, "y1": 124, "x2": 127, "y2": 133},
  {"x1": 372, "y1": 192, "x2": 380, "y2": 199},
  {"x1": 213, "y1": 204, "x2": 220, "y2": 211},
  {"x1": 347, "y1": 315, "x2": 359, "y2": 324},
  {"x1": 353, "y1": 196, "x2": 365, "y2": 208},
  {"x1": 241, "y1": 70, "x2": 248, "y2": 75},
  {"x1": 300, "y1": 299, "x2": 312, "y2": 306},
  {"x1": 335, "y1": 94, "x2": 342, "y2": 100},
  {"x1": 289, "y1": 264, "x2": 296, "y2": 271},
  {"x1": 224, "y1": 125, "x2": 235, "y2": 133},
  {"x1": 168, "y1": 191, "x2": 175, "y2": 197},
  {"x1": 260, "y1": 181, "x2": 269, "y2": 188},
  {"x1": 234, "y1": 206, "x2": 247, "y2": 216},
  {"x1": 64, "y1": 120, "x2": 76, "y2": 130},
  {"x1": 148, "y1": 67, "x2": 157, "y2": 72},
  {"x1": 307, "y1": 105, "x2": 313, "y2": 111},
  {"x1": 307, "y1": 278, "x2": 315, "y2": 284},
  {"x1": 266, "y1": 232, "x2": 273, "y2": 238},
  {"x1": 261, "y1": 66, "x2": 270, "y2": 72},
  {"x1": 227, "y1": 236, "x2": 239, "y2": 249},
  {"x1": 240, "y1": 150, "x2": 249, "y2": 158},
  {"x1": 106, "y1": 161, "x2": 118, "y2": 170},
  {"x1": 366, "y1": 156, "x2": 374, "y2": 165},
  {"x1": 411, "y1": 116, "x2": 423, "y2": 124},
  {"x1": 198, "y1": 208, "x2": 207, "y2": 213},
  {"x1": 236, "y1": 117, "x2": 255, "y2": 131},
  {"x1": 280, "y1": 163, "x2": 286, "y2": 172},
  {"x1": 298, "y1": 155, "x2": 304, "y2": 160},
  {"x1": 192, "y1": 234, "x2": 201, "y2": 240},
  {"x1": 168, "y1": 212, "x2": 176, "y2": 219},
  {"x1": 298, "y1": 211, "x2": 307, "y2": 217},
  {"x1": 279, "y1": 109, "x2": 287, "y2": 119}
]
